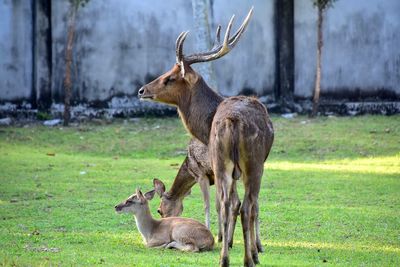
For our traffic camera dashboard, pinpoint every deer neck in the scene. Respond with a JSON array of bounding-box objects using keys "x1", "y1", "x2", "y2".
[
  {"x1": 177, "y1": 77, "x2": 223, "y2": 145},
  {"x1": 133, "y1": 204, "x2": 158, "y2": 243},
  {"x1": 167, "y1": 156, "x2": 196, "y2": 200}
]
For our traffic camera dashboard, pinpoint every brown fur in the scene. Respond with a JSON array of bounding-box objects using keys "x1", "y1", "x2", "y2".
[
  {"x1": 139, "y1": 66, "x2": 223, "y2": 144},
  {"x1": 153, "y1": 139, "x2": 213, "y2": 226},
  {"x1": 139, "y1": 64, "x2": 274, "y2": 266},
  {"x1": 115, "y1": 188, "x2": 214, "y2": 252},
  {"x1": 138, "y1": 8, "x2": 274, "y2": 261},
  {"x1": 154, "y1": 138, "x2": 265, "y2": 252}
]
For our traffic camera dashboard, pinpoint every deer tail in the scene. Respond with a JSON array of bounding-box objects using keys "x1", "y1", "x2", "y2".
[{"x1": 228, "y1": 119, "x2": 242, "y2": 180}]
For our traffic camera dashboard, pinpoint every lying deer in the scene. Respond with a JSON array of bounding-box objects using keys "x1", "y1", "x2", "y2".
[
  {"x1": 115, "y1": 188, "x2": 214, "y2": 252},
  {"x1": 138, "y1": 8, "x2": 274, "y2": 266},
  {"x1": 153, "y1": 138, "x2": 264, "y2": 252}
]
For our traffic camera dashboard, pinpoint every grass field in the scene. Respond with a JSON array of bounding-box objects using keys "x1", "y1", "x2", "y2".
[{"x1": 0, "y1": 115, "x2": 399, "y2": 266}]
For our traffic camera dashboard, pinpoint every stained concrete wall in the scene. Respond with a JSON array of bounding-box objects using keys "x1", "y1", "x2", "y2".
[
  {"x1": 211, "y1": 0, "x2": 275, "y2": 96},
  {"x1": 51, "y1": 0, "x2": 192, "y2": 104},
  {"x1": 0, "y1": 0, "x2": 33, "y2": 102},
  {"x1": 295, "y1": 0, "x2": 400, "y2": 99},
  {"x1": 50, "y1": 0, "x2": 273, "y2": 105},
  {"x1": 1, "y1": 0, "x2": 399, "y2": 109},
  {"x1": 34, "y1": 0, "x2": 52, "y2": 110}
]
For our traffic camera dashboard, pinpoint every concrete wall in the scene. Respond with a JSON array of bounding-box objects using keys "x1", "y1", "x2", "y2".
[
  {"x1": 295, "y1": 0, "x2": 400, "y2": 99},
  {"x1": 0, "y1": 0, "x2": 33, "y2": 102},
  {"x1": 50, "y1": 0, "x2": 273, "y2": 105},
  {"x1": 212, "y1": 0, "x2": 275, "y2": 96},
  {"x1": 51, "y1": 0, "x2": 193, "y2": 104},
  {"x1": 1, "y1": 0, "x2": 399, "y2": 109}
]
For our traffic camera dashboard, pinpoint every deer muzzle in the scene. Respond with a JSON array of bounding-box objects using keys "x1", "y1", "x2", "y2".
[
  {"x1": 115, "y1": 204, "x2": 124, "y2": 213},
  {"x1": 137, "y1": 86, "x2": 154, "y2": 100}
]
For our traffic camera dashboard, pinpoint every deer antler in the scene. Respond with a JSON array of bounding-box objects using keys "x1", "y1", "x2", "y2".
[
  {"x1": 211, "y1": 25, "x2": 222, "y2": 49},
  {"x1": 175, "y1": 7, "x2": 253, "y2": 68},
  {"x1": 175, "y1": 31, "x2": 189, "y2": 64}
]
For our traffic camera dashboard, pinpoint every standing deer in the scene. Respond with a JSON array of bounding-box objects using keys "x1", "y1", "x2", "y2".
[
  {"x1": 153, "y1": 138, "x2": 264, "y2": 252},
  {"x1": 138, "y1": 7, "x2": 274, "y2": 267},
  {"x1": 115, "y1": 188, "x2": 214, "y2": 252}
]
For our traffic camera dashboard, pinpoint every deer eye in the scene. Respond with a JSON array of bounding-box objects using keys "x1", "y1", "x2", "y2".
[{"x1": 163, "y1": 77, "x2": 176, "y2": 86}]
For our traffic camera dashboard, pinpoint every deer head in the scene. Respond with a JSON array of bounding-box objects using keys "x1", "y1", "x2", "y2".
[
  {"x1": 137, "y1": 7, "x2": 254, "y2": 105},
  {"x1": 115, "y1": 188, "x2": 156, "y2": 214},
  {"x1": 153, "y1": 178, "x2": 191, "y2": 217}
]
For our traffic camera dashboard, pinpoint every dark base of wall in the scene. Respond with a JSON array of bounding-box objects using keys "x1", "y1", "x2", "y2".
[
  {"x1": 0, "y1": 98, "x2": 177, "y2": 122},
  {"x1": 295, "y1": 100, "x2": 400, "y2": 116},
  {"x1": 265, "y1": 100, "x2": 400, "y2": 116},
  {"x1": 316, "y1": 101, "x2": 400, "y2": 116}
]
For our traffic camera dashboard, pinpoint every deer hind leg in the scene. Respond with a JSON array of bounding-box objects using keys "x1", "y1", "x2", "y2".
[
  {"x1": 241, "y1": 170, "x2": 263, "y2": 266},
  {"x1": 241, "y1": 193, "x2": 255, "y2": 267},
  {"x1": 166, "y1": 241, "x2": 199, "y2": 252},
  {"x1": 250, "y1": 202, "x2": 260, "y2": 264},
  {"x1": 255, "y1": 202, "x2": 264, "y2": 253},
  {"x1": 228, "y1": 184, "x2": 240, "y2": 248},
  {"x1": 198, "y1": 176, "x2": 211, "y2": 229},
  {"x1": 215, "y1": 167, "x2": 235, "y2": 267}
]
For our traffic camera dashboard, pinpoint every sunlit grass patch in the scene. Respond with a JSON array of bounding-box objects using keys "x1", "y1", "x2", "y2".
[{"x1": 268, "y1": 155, "x2": 400, "y2": 174}]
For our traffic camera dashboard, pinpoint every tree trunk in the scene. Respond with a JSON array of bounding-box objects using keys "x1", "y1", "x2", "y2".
[
  {"x1": 191, "y1": 0, "x2": 217, "y2": 90},
  {"x1": 63, "y1": 6, "x2": 76, "y2": 126},
  {"x1": 312, "y1": 6, "x2": 323, "y2": 117}
]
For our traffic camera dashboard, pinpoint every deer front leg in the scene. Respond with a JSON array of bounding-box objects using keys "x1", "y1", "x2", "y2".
[{"x1": 198, "y1": 176, "x2": 211, "y2": 229}]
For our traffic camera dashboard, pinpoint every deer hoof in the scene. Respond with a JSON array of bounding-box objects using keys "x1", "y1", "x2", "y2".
[
  {"x1": 244, "y1": 259, "x2": 255, "y2": 267},
  {"x1": 220, "y1": 256, "x2": 229, "y2": 267},
  {"x1": 252, "y1": 252, "x2": 260, "y2": 264},
  {"x1": 218, "y1": 233, "x2": 222, "y2": 243},
  {"x1": 257, "y1": 242, "x2": 264, "y2": 253}
]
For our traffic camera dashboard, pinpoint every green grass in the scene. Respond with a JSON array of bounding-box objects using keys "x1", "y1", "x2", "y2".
[{"x1": 0, "y1": 115, "x2": 399, "y2": 266}]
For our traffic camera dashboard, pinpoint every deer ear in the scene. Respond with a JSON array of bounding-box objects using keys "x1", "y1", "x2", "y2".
[
  {"x1": 144, "y1": 189, "x2": 156, "y2": 201},
  {"x1": 182, "y1": 68, "x2": 198, "y2": 85},
  {"x1": 153, "y1": 178, "x2": 166, "y2": 197},
  {"x1": 136, "y1": 188, "x2": 145, "y2": 202}
]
